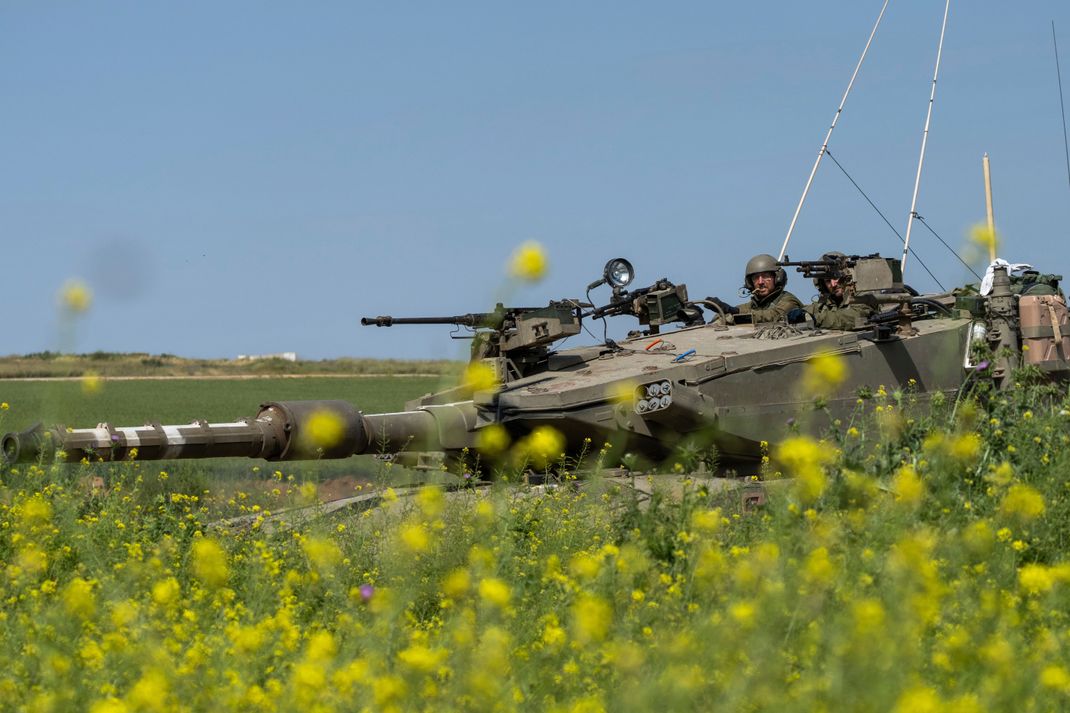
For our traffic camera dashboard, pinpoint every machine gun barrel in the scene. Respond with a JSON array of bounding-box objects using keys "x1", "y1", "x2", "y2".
[
  {"x1": 778, "y1": 258, "x2": 850, "y2": 279},
  {"x1": 361, "y1": 313, "x2": 506, "y2": 329},
  {"x1": 2, "y1": 399, "x2": 476, "y2": 465}
]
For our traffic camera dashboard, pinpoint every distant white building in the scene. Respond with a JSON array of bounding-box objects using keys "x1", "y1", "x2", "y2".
[{"x1": 236, "y1": 352, "x2": 298, "y2": 362}]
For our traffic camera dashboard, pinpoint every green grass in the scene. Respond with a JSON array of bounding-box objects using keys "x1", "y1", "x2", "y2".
[{"x1": 0, "y1": 376, "x2": 449, "y2": 433}]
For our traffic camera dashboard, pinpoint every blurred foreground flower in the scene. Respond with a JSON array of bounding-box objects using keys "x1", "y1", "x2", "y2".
[
  {"x1": 303, "y1": 409, "x2": 345, "y2": 449},
  {"x1": 463, "y1": 361, "x2": 500, "y2": 393},
  {"x1": 81, "y1": 373, "x2": 103, "y2": 396},
  {"x1": 58, "y1": 279, "x2": 92, "y2": 313},
  {"x1": 476, "y1": 423, "x2": 511, "y2": 456},
  {"x1": 508, "y1": 241, "x2": 548, "y2": 282},
  {"x1": 775, "y1": 436, "x2": 835, "y2": 503},
  {"x1": 191, "y1": 537, "x2": 229, "y2": 589},
  {"x1": 514, "y1": 425, "x2": 566, "y2": 468},
  {"x1": 999, "y1": 484, "x2": 1046, "y2": 523},
  {"x1": 969, "y1": 222, "x2": 1000, "y2": 256},
  {"x1": 606, "y1": 380, "x2": 640, "y2": 405},
  {"x1": 802, "y1": 352, "x2": 847, "y2": 396}
]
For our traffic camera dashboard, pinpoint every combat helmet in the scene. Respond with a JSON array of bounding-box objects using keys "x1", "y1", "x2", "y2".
[
  {"x1": 744, "y1": 253, "x2": 787, "y2": 291},
  {"x1": 814, "y1": 251, "x2": 847, "y2": 294}
]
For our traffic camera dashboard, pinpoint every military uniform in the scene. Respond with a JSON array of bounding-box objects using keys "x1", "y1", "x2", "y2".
[
  {"x1": 707, "y1": 253, "x2": 802, "y2": 325},
  {"x1": 736, "y1": 288, "x2": 803, "y2": 324},
  {"x1": 804, "y1": 295, "x2": 874, "y2": 330}
]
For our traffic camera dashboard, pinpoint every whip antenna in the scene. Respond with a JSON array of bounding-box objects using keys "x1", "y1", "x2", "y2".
[
  {"x1": 777, "y1": 0, "x2": 891, "y2": 261},
  {"x1": 1054, "y1": 21, "x2": 1070, "y2": 193},
  {"x1": 901, "y1": 0, "x2": 951, "y2": 274}
]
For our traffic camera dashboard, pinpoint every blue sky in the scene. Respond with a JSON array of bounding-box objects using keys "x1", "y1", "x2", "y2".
[{"x1": 4, "y1": 1, "x2": 1069, "y2": 360}]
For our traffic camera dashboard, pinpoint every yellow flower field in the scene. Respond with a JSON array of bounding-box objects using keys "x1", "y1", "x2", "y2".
[{"x1": 3, "y1": 372, "x2": 1070, "y2": 713}]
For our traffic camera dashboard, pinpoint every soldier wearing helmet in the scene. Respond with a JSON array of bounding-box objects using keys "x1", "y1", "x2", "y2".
[
  {"x1": 787, "y1": 251, "x2": 875, "y2": 330},
  {"x1": 709, "y1": 254, "x2": 802, "y2": 324}
]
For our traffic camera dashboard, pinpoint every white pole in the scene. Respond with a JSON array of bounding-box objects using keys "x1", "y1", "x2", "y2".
[
  {"x1": 778, "y1": 0, "x2": 891, "y2": 261},
  {"x1": 983, "y1": 153, "x2": 996, "y2": 262},
  {"x1": 901, "y1": 0, "x2": 952, "y2": 274}
]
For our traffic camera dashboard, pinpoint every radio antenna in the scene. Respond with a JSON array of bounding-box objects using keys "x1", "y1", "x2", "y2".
[
  {"x1": 901, "y1": 0, "x2": 951, "y2": 275},
  {"x1": 1054, "y1": 21, "x2": 1070, "y2": 193},
  {"x1": 777, "y1": 0, "x2": 891, "y2": 261}
]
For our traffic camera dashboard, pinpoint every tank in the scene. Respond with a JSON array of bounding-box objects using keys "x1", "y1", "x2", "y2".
[{"x1": 4, "y1": 255, "x2": 1065, "y2": 473}]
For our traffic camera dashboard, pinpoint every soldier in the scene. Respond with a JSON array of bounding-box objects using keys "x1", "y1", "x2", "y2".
[
  {"x1": 787, "y1": 251, "x2": 875, "y2": 330},
  {"x1": 709, "y1": 254, "x2": 803, "y2": 324}
]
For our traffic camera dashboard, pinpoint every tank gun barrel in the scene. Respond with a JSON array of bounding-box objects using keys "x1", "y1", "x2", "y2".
[{"x1": 2, "y1": 400, "x2": 473, "y2": 465}]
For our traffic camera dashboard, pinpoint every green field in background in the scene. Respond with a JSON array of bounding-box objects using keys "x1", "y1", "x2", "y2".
[{"x1": 0, "y1": 375, "x2": 448, "y2": 433}]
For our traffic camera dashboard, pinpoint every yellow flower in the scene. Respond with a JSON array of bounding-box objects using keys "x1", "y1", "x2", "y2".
[
  {"x1": 397, "y1": 644, "x2": 447, "y2": 673},
  {"x1": 416, "y1": 486, "x2": 444, "y2": 518},
  {"x1": 515, "y1": 425, "x2": 566, "y2": 468},
  {"x1": 292, "y1": 661, "x2": 326, "y2": 693},
  {"x1": 962, "y1": 520, "x2": 995, "y2": 557},
  {"x1": 999, "y1": 484, "x2": 1046, "y2": 522},
  {"x1": 775, "y1": 436, "x2": 833, "y2": 503},
  {"x1": 803, "y1": 546, "x2": 837, "y2": 587},
  {"x1": 16, "y1": 545, "x2": 48, "y2": 578},
  {"x1": 801, "y1": 352, "x2": 847, "y2": 395},
  {"x1": 462, "y1": 361, "x2": 500, "y2": 393},
  {"x1": 63, "y1": 577, "x2": 96, "y2": 620},
  {"x1": 152, "y1": 577, "x2": 181, "y2": 607},
  {"x1": 571, "y1": 593, "x2": 612, "y2": 643},
  {"x1": 893, "y1": 685, "x2": 943, "y2": 713},
  {"x1": 1019, "y1": 564, "x2": 1056, "y2": 595},
  {"x1": 541, "y1": 619, "x2": 567, "y2": 648},
  {"x1": 301, "y1": 536, "x2": 343, "y2": 572},
  {"x1": 949, "y1": 433, "x2": 981, "y2": 463},
  {"x1": 968, "y1": 222, "x2": 1000, "y2": 256},
  {"x1": 305, "y1": 631, "x2": 337, "y2": 662},
  {"x1": 372, "y1": 675, "x2": 407, "y2": 708},
  {"x1": 476, "y1": 423, "x2": 510, "y2": 455},
  {"x1": 474, "y1": 499, "x2": 496, "y2": 526},
  {"x1": 851, "y1": 598, "x2": 885, "y2": 637},
  {"x1": 442, "y1": 568, "x2": 470, "y2": 598},
  {"x1": 568, "y1": 552, "x2": 601, "y2": 581},
  {"x1": 191, "y1": 537, "x2": 229, "y2": 589},
  {"x1": 507, "y1": 241, "x2": 548, "y2": 282},
  {"x1": 19, "y1": 497, "x2": 53, "y2": 528},
  {"x1": 88, "y1": 697, "x2": 127, "y2": 713},
  {"x1": 399, "y1": 522, "x2": 431, "y2": 554},
  {"x1": 478, "y1": 577, "x2": 512, "y2": 610},
  {"x1": 728, "y1": 601, "x2": 756, "y2": 628},
  {"x1": 606, "y1": 380, "x2": 640, "y2": 405},
  {"x1": 59, "y1": 279, "x2": 93, "y2": 313},
  {"x1": 128, "y1": 669, "x2": 170, "y2": 712},
  {"x1": 81, "y1": 372, "x2": 103, "y2": 396},
  {"x1": 303, "y1": 409, "x2": 345, "y2": 450},
  {"x1": 1041, "y1": 665, "x2": 1070, "y2": 690},
  {"x1": 228, "y1": 624, "x2": 266, "y2": 654},
  {"x1": 690, "y1": 508, "x2": 722, "y2": 534},
  {"x1": 987, "y1": 461, "x2": 1014, "y2": 487},
  {"x1": 892, "y1": 465, "x2": 925, "y2": 508}
]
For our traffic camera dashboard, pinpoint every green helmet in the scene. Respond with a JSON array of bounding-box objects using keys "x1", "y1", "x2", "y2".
[
  {"x1": 814, "y1": 251, "x2": 847, "y2": 293},
  {"x1": 744, "y1": 253, "x2": 787, "y2": 291}
]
